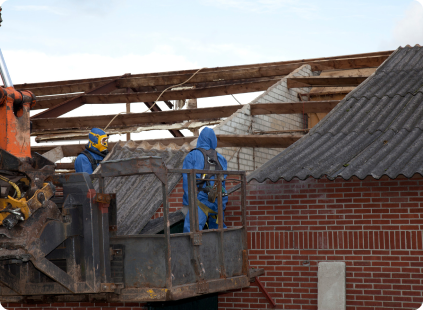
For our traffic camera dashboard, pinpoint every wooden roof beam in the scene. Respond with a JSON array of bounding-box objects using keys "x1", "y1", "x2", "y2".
[
  {"x1": 217, "y1": 134, "x2": 303, "y2": 148},
  {"x1": 142, "y1": 101, "x2": 184, "y2": 137},
  {"x1": 32, "y1": 77, "x2": 281, "y2": 111},
  {"x1": 15, "y1": 50, "x2": 392, "y2": 90},
  {"x1": 31, "y1": 74, "x2": 130, "y2": 119},
  {"x1": 287, "y1": 76, "x2": 369, "y2": 88},
  {"x1": 250, "y1": 100, "x2": 339, "y2": 115},
  {"x1": 31, "y1": 101, "x2": 340, "y2": 131},
  {"x1": 21, "y1": 55, "x2": 388, "y2": 98}
]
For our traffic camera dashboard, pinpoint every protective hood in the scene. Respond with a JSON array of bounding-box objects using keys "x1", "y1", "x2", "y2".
[
  {"x1": 87, "y1": 127, "x2": 108, "y2": 154},
  {"x1": 196, "y1": 127, "x2": 217, "y2": 150}
]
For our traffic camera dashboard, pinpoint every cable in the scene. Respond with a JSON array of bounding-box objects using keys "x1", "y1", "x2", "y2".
[
  {"x1": 0, "y1": 175, "x2": 21, "y2": 199},
  {"x1": 231, "y1": 94, "x2": 243, "y2": 105},
  {"x1": 104, "y1": 112, "x2": 126, "y2": 132},
  {"x1": 104, "y1": 67, "x2": 206, "y2": 131}
]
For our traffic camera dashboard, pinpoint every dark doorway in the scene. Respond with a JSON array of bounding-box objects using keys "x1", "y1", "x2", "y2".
[{"x1": 147, "y1": 293, "x2": 218, "y2": 310}]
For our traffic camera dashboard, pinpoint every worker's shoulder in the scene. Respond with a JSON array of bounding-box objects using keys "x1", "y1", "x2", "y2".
[{"x1": 75, "y1": 152, "x2": 91, "y2": 162}]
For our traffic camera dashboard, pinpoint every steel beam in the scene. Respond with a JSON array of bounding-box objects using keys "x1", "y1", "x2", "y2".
[
  {"x1": 0, "y1": 266, "x2": 24, "y2": 295},
  {"x1": 31, "y1": 258, "x2": 76, "y2": 293}
]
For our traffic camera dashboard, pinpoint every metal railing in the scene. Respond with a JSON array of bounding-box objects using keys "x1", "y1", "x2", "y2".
[{"x1": 95, "y1": 157, "x2": 250, "y2": 293}]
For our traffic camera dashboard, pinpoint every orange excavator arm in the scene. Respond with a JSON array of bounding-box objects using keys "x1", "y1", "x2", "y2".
[{"x1": 0, "y1": 49, "x2": 36, "y2": 159}]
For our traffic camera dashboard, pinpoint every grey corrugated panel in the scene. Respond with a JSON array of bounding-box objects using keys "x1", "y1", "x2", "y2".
[
  {"x1": 231, "y1": 45, "x2": 423, "y2": 188},
  {"x1": 95, "y1": 141, "x2": 192, "y2": 235}
]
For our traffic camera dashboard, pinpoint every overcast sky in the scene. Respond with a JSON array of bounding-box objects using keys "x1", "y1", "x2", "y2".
[{"x1": 0, "y1": 0, "x2": 422, "y2": 143}]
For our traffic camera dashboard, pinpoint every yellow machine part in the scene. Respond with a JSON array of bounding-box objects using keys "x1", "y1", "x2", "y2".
[
  {"x1": 0, "y1": 196, "x2": 30, "y2": 225},
  {"x1": 0, "y1": 182, "x2": 51, "y2": 226}
]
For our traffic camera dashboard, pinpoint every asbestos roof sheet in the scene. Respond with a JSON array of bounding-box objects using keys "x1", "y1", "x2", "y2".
[
  {"x1": 246, "y1": 45, "x2": 423, "y2": 183},
  {"x1": 96, "y1": 140, "x2": 192, "y2": 235}
]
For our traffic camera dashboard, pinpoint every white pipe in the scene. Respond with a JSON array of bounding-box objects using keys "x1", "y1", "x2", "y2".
[{"x1": 0, "y1": 48, "x2": 13, "y2": 88}]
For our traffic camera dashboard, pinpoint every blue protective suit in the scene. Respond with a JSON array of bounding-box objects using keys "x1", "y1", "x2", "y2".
[
  {"x1": 74, "y1": 147, "x2": 105, "y2": 174},
  {"x1": 183, "y1": 127, "x2": 228, "y2": 232}
]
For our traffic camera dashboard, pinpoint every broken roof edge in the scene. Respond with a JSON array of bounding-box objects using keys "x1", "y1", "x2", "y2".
[
  {"x1": 248, "y1": 170, "x2": 423, "y2": 183},
  {"x1": 228, "y1": 172, "x2": 423, "y2": 195},
  {"x1": 190, "y1": 64, "x2": 314, "y2": 148},
  {"x1": 227, "y1": 46, "x2": 423, "y2": 193}
]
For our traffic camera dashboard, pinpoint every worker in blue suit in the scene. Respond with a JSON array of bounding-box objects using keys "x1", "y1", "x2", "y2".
[
  {"x1": 74, "y1": 128, "x2": 109, "y2": 174},
  {"x1": 183, "y1": 127, "x2": 228, "y2": 232}
]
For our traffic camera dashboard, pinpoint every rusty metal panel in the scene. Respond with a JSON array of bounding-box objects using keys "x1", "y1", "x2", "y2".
[
  {"x1": 170, "y1": 235, "x2": 196, "y2": 287},
  {"x1": 198, "y1": 232, "x2": 221, "y2": 281},
  {"x1": 110, "y1": 236, "x2": 167, "y2": 288},
  {"x1": 223, "y1": 229, "x2": 244, "y2": 278}
]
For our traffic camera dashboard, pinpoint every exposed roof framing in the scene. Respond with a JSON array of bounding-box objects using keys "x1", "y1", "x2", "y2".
[
  {"x1": 22, "y1": 51, "x2": 391, "y2": 120},
  {"x1": 33, "y1": 77, "x2": 282, "y2": 110},
  {"x1": 240, "y1": 45, "x2": 423, "y2": 182},
  {"x1": 31, "y1": 101, "x2": 340, "y2": 132},
  {"x1": 20, "y1": 55, "x2": 388, "y2": 98},
  {"x1": 31, "y1": 74, "x2": 129, "y2": 119},
  {"x1": 21, "y1": 50, "x2": 394, "y2": 149},
  {"x1": 15, "y1": 50, "x2": 392, "y2": 90},
  {"x1": 142, "y1": 101, "x2": 183, "y2": 137}
]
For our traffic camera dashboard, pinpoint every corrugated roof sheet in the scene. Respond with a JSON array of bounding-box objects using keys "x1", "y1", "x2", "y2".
[
  {"x1": 246, "y1": 45, "x2": 423, "y2": 183},
  {"x1": 96, "y1": 140, "x2": 192, "y2": 235}
]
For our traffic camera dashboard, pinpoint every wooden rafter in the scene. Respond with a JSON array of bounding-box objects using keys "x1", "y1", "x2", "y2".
[
  {"x1": 31, "y1": 74, "x2": 129, "y2": 119},
  {"x1": 142, "y1": 101, "x2": 184, "y2": 137},
  {"x1": 287, "y1": 76, "x2": 369, "y2": 88},
  {"x1": 21, "y1": 51, "x2": 392, "y2": 125},
  {"x1": 32, "y1": 77, "x2": 282, "y2": 111},
  {"x1": 16, "y1": 50, "x2": 392, "y2": 91},
  {"x1": 31, "y1": 101, "x2": 340, "y2": 132},
  {"x1": 22, "y1": 55, "x2": 387, "y2": 97}
]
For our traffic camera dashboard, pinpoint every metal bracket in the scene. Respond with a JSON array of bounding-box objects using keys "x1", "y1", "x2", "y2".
[
  {"x1": 96, "y1": 193, "x2": 111, "y2": 204},
  {"x1": 248, "y1": 268, "x2": 265, "y2": 282},
  {"x1": 100, "y1": 283, "x2": 117, "y2": 292},
  {"x1": 96, "y1": 193, "x2": 111, "y2": 213},
  {"x1": 191, "y1": 233, "x2": 202, "y2": 245}
]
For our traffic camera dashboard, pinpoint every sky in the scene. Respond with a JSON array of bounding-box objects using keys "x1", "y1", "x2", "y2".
[{"x1": 0, "y1": 0, "x2": 422, "y2": 144}]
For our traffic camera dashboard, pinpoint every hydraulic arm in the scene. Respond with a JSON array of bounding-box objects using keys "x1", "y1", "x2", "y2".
[{"x1": 0, "y1": 48, "x2": 55, "y2": 230}]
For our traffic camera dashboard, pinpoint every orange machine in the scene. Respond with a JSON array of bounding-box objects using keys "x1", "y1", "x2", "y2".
[
  {"x1": 0, "y1": 49, "x2": 49, "y2": 230},
  {"x1": 0, "y1": 47, "x2": 36, "y2": 159},
  {"x1": 0, "y1": 87, "x2": 36, "y2": 158}
]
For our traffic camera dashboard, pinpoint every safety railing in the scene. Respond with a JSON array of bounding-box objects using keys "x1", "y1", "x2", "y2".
[{"x1": 94, "y1": 157, "x2": 250, "y2": 295}]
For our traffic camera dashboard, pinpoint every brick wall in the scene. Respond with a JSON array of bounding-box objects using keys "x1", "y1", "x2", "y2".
[
  {"x1": 190, "y1": 64, "x2": 313, "y2": 173},
  {"x1": 219, "y1": 175, "x2": 423, "y2": 310},
  {"x1": 6, "y1": 174, "x2": 421, "y2": 310}
]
